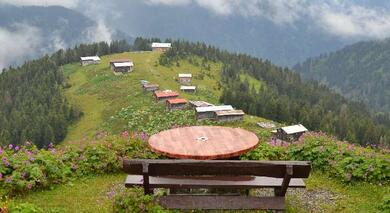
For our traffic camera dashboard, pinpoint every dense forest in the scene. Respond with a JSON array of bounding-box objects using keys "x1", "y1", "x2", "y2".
[
  {"x1": 157, "y1": 40, "x2": 390, "y2": 147},
  {"x1": 0, "y1": 40, "x2": 131, "y2": 147},
  {"x1": 294, "y1": 39, "x2": 390, "y2": 114}
]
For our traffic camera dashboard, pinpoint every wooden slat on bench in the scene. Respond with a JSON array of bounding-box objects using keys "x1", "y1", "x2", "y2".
[
  {"x1": 125, "y1": 175, "x2": 306, "y2": 188},
  {"x1": 123, "y1": 159, "x2": 311, "y2": 178},
  {"x1": 158, "y1": 195, "x2": 285, "y2": 210}
]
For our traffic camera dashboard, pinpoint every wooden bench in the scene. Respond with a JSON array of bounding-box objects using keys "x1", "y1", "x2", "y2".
[{"x1": 123, "y1": 159, "x2": 311, "y2": 211}]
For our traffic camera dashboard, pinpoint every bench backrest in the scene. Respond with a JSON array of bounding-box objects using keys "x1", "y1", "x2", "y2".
[{"x1": 123, "y1": 159, "x2": 311, "y2": 178}]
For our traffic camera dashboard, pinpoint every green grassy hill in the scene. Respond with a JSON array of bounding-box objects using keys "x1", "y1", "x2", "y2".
[{"x1": 6, "y1": 51, "x2": 390, "y2": 212}]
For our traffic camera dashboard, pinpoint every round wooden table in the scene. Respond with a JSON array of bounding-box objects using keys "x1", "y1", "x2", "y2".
[{"x1": 148, "y1": 126, "x2": 259, "y2": 160}]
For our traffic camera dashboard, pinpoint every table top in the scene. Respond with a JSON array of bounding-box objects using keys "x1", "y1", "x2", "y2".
[{"x1": 148, "y1": 126, "x2": 259, "y2": 160}]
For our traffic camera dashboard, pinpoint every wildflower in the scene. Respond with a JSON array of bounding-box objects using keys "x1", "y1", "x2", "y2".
[
  {"x1": 27, "y1": 151, "x2": 32, "y2": 155},
  {"x1": 29, "y1": 157, "x2": 35, "y2": 162},
  {"x1": 0, "y1": 147, "x2": 3, "y2": 154},
  {"x1": 21, "y1": 172, "x2": 27, "y2": 178},
  {"x1": 5, "y1": 177, "x2": 12, "y2": 183},
  {"x1": 2, "y1": 157, "x2": 10, "y2": 167},
  {"x1": 50, "y1": 149, "x2": 56, "y2": 154},
  {"x1": 121, "y1": 131, "x2": 129, "y2": 139},
  {"x1": 140, "y1": 132, "x2": 148, "y2": 141},
  {"x1": 71, "y1": 163, "x2": 78, "y2": 170},
  {"x1": 8, "y1": 144, "x2": 13, "y2": 150},
  {"x1": 27, "y1": 183, "x2": 33, "y2": 190},
  {"x1": 0, "y1": 173, "x2": 2, "y2": 179},
  {"x1": 48, "y1": 143, "x2": 54, "y2": 149},
  {"x1": 15, "y1": 146, "x2": 20, "y2": 151}
]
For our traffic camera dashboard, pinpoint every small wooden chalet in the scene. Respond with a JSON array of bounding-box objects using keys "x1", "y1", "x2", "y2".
[
  {"x1": 109, "y1": 59, "x2": 133, "y2": 73},
  {"x1": 178, "y1": 73, "x2": 192, "y2": 84},
  {"x1": 166, "y1": 98, "x2": 187, "y2": 111},
  {"x1": 275, "y1": 124, "x2": 308, "y2": 142},
  {"x1": 195, "y1": 105, "x2": 234, "y2": 120},
  {"x1": 154, "y1": 90, "x2": 179, "y2": 102},
  {"x1": 143, "y1": 84, "x2": 159, "y2": 92},
  {"x1": 80, "y1": 56, "x2": 101, "y2": 66},
  {"x1": 189, "y1": 100, "x2": 214, "y2": 108},
  {"x1": 215, "y1": 110, "x2": 245, "y2": 122},
  {"x1": 151, "y1": 43, "x2": 172, "y2": 52},
  {"x1": 180, "y1": 85, "x2": 196, "y2": 93}
]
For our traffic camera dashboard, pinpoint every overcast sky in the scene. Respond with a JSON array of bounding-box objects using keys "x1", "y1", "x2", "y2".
[{"x1": 2, "y1": 0, "x2": 390, "y2": 39}]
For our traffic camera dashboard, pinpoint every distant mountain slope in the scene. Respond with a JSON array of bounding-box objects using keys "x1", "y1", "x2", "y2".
[
  {"x1": 0, "y1": 5, "x2": 131, "y2": 69},
  {"x1": 294, "y1": 39, "x2": 390, "y2": 113}
]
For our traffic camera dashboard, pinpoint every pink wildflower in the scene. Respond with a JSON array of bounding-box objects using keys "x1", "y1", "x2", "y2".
[
  {"x1": 121, "y1": 131, "x2": 129, "y2": 139},
  {"x1": 15, "y1": 146, "x2": 20, "y2": 151},
  {"x1": 27, "y1": 183, "x2": 33, "y2": 190},
  {"x1": 8, "y1": 144, "x2": 13, "y2": 149}
]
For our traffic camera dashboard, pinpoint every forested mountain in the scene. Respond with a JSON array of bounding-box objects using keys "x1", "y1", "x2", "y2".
[
  {"x1": 0, "y1": 40, "x2": 131, "y2": 147},
  {"x1": 294, "y1": 39, "x2": 390, "y2": 113},
  {"x1": 0, "y1": 5, "x2": 131, "y2": 70},
  {"x1": 156, "y1": 40, "x2": 390, "y2": 146}
]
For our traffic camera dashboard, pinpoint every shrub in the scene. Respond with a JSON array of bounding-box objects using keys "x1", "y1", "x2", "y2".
[
  {"x1": 242, "y1": 132, "x2": 390, "y2": 184},
  {"x1": 0, "y1": 135, "x2": 159, "y2": 195},
  {"x1": 113, "y1": 187, "x2": 167, "y2": 213},
  {"x1": 379, "y1": 194, "x2": 390, "y2": 211}
]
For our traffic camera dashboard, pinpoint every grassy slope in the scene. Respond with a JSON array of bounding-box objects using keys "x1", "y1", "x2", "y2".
[{"x1": 13, "y1": 51, "x2": 388, "y2": 212}]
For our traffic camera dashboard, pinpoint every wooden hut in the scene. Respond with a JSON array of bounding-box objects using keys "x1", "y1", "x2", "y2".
[
  {"x1": 275, "y1": 124, "x2": 308, "y2": 142},
  {"x1": 189, "y1": 101, "x2": 214, "y2": 108},
  {"x1": 215, "y1": 110, "x2": 245, "y2": 122},
  {"x1": 180, "y1": 85, "x2": 196, "y2": 93},
  {"x1": 154, "y1": 90, "x2": 179, "y2": 102},
  {"x1": 166, "y1": 98, "x2": 187, "y2": 111},
  {"x1": 151, "y1": 43, "x2": 172, "y2": 52},
  {"x1": 178, "y1": 73, "x2": 192, "y2": 84},
  {"x1": 143, "y1": 84, "x2": 159, "y2": 92},
  {"x1": 195, "y1": 105, "x2": 234, "y2": 120},
  {"x1": 80, "y1": 56, "x2": 101, "y2": 66},
  {"x1": 109, "y1": 59, "x2": 133, "y2": 73}
]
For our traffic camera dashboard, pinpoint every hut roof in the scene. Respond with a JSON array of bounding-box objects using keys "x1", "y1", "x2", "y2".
[
  {"x1": 178, "y1": 73, "x2": 192, "y2": 78},
  {"x1": 167, "y1": 98, "x2": 187, "y2": 105},
  {"x1": 80, "y1": 56, "x2": 100, "y2": 61},
  {"x1": 152, "y1": 42, "x2": 172, "y2": 48},
  {"x1": 113, "y1": 62, "x2": 133, "y2": 67},
  {"x1": 180, "y1": 86, "x2": 196, "y2": 90},
  {"x1": 280, "y1": 124, "x2": 308, "y2": 134},
  {"x1": 154, "y1": 90, "x2": 179, "y2": 98},
  {"x1": 216, "y1": 110, "x2": 245, "y2": 116},
  {"x1": 196, "y1": 105, "x2": 233, "y2": 113}
]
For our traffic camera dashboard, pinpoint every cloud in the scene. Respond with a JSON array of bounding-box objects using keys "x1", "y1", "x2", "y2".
[
  {"x1": 0, "y1": 24, "x2": 42, "y2": 70},
  {"x1": 311, "y1": 3, "x2": 390, "y2": 39},
  {"x1": 84, "y1": 19, "x2": 113, "y2": 42},
  {"x1": 0, "y1": 0, "x2": 79, "y2": 8},
  {"x1": 143, "y1": 0, "x2": 390, "y2": 38},
  {"x1": 145, "y1": 0, "x2": 191, "y2": 6}
]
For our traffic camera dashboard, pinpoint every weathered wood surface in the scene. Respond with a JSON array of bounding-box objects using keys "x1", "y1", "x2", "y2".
[
  {"x1": 158, "y1": 195, "x2": 286, "y2": 210},
  {"x1": 125, "y1": 175, "x2": 306, "y2": 188},
  {"x1": 148, "y1": 126, "x2": 259, "y2": 159},
  {"x1": 123, "y1": 159, "x2": 311, "y2": 178}
]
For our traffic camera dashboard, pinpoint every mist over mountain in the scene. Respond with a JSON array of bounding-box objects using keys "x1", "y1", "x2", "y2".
[{"x1": 0, "y1": 5, "x2": 130, "y2": 69}]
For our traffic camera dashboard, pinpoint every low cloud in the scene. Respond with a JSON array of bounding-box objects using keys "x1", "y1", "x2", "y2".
[
  {"x1": 0, "y1": 0, "x2": 79, "y2": 8},
  {"x1": 143, "y1": 0, "x2": 390, "y2": 38},
  {"x1": 0, "y1": 24, "x2": 42, "y2": 70}
]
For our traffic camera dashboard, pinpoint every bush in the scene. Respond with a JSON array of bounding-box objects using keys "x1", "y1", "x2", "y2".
[
  {"x1": 113, "y1": 187, "x2": 167, "y2": 213},
  {"x1": 8, "y1": 202, "x2": 43, "y2": 213},
  {"x1": 242, "y1": 132, "x2": 390, "y2": 184},
  {"x1": 0, "y1": 135, "x2": 159, "y2": 195}
]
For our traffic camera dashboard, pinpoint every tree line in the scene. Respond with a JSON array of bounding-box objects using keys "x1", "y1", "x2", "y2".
[
  {"x1": 157, "y1": 39, "x2": 390, "y2": 147},
  {"x1": 0, "y1": 40, "x2": 131, "y2": 147}
]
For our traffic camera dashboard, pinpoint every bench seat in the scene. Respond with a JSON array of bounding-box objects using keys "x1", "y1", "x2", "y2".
[{"x1": 125, "y1": 175, "x2": 306, "y2": 189}]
